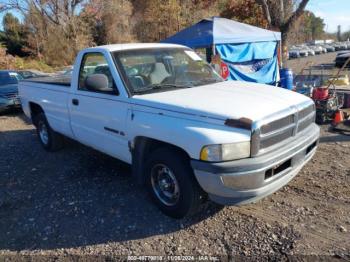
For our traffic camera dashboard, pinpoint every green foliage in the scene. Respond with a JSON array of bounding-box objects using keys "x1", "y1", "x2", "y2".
[
  {"x1": 0, "y1": 30, "x2": 5, "y2": 42},
  {"x1": 342, "y1": 31, "x2": 350, "y2": 41},
  {"x1": 303, "y1": 11, "x2": 325, "y2": 40},
  {"x1": 2, "y1": 13, "x2": 28, "y2": 57}
]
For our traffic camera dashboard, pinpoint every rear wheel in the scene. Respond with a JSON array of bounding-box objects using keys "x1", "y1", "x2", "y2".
[
  {"x1": 145, "y1": 147, "x2": 204, "y2": 218},
  {"x1": 34, "y1": 113, "x2": 63, "y2": 151}
]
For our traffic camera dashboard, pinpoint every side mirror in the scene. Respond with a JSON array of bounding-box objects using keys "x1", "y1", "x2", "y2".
[{"x1": 85, "y1": 74, "x2": 110, "y2": 92}]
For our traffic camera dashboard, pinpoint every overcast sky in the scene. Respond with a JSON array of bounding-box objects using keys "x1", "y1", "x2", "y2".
[{"x1": 1, "y1": 1, "x2": 349, "y2": 33}]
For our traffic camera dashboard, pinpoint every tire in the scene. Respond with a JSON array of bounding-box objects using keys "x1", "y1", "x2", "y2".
[
  {"x1": 34, "y1": 113, "x2": 63, "y2": 151},
  {"x1": 145, "y1": 147, "x2": 204, "y2": 218}
]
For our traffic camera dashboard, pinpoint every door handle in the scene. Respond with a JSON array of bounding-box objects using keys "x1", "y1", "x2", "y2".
[{"x1": 72, "y1": 98, "x2": 79, "y2": 106}]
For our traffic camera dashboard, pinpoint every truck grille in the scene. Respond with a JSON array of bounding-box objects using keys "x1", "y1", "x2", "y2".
[
  {"x1": 251, "y1": 102, "x2": 315, "y2": 156},
  {"x1": 260, "y1": 114, "x2": 295, "y2": 134}
]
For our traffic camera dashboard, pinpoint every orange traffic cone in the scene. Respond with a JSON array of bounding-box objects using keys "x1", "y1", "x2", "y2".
[{"x1": 333, "y1": 110, "x2": 344, "y2": 126}]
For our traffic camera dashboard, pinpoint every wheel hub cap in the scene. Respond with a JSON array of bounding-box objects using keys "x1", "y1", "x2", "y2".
[
  {"x1": 151, "y1": 164, "x2": 180, "y2": 206},
  {"x1": 39, "y1": 121, "x2": 49, "y2": 145}
]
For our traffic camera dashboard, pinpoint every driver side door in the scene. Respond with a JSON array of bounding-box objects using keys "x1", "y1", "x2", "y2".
[{"x1": 69, "y1": 52, "x2": 131, "y2": 163}]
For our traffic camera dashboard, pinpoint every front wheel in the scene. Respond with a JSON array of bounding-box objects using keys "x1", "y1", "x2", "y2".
[{"x1": 145, "y1": 147, "x2": 204, "y2": 218}]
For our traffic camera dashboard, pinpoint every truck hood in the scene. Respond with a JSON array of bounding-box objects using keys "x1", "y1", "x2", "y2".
[{"x1": 132, "y1": 81, "x2": 312, "y2": 123}]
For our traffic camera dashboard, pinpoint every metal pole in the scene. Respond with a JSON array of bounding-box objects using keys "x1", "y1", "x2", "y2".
[{"x1": 279, "y1": 41, "x2": 283, "y2": 68}]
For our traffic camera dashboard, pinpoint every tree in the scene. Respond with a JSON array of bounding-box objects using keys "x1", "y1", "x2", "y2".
[
  {"x1": 82, "y1": 0, "x2": 135, "y2": 45},
  {"x1": 0, "y1": 45, "x2": 16, "y2": 69},
  {"x1": 221, "y1": 0, "x2": 268, "y2": 28},
  {"x1": 132, "y1": 0, "x2": 182, "y2": 42},
  {"x1": 256, "y1": 0, "x2": 310, "y2": 63},
  {"x1": 1, "y1": 0, "x2": 93, "y2": 65},
  {"x1": 132, "y1": 0, "x2": 226, "y2": 42},
  {"x1": 2, "y1": 12, "x2": 27, "y2": 56},
  {"x1": 0, "y1": 30, "x2": 5, "y2": 42},
  {"x1": 342, "y1": 30, "x2": 350, "y2": 42},
  {"x1": 178, "y1": 0, "x2": 227, "y2": 28},
  {"x1": 303, "y1": 11, "x2": 325, "y2": 40},
  {"x1": 337, "y1": 25, "x2": 342, "y2": 41}
]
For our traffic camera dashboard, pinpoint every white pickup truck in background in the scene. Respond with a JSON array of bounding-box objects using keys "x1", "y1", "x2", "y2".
[{"x1": 19, "y1": 43, "x2": 320, "y2": 218}]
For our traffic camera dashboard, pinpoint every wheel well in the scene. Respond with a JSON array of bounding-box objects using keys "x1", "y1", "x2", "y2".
[
  {"x1": 29, "y1": 102, "x2": 44, "y2": 125},
  {"x1": 131, "y1": 136, "x2": 191, "y2": 185}
]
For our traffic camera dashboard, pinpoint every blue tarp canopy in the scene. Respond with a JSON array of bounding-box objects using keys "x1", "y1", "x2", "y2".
[
  {"x1": 162, "y1": 17, "x2": 281, "y2": 84},
  {"x1": 162, "y1": 17, "x2": 281, "y2": 47}
]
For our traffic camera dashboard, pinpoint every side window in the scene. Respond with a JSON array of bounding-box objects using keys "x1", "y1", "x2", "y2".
[{"x1": 78, "y1": 53, "x2": 118, "y2": 95}]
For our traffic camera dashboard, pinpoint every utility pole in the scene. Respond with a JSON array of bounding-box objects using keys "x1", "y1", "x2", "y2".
[{"x1": 337, "y1": 25, "x2": 342, "y2": 41}]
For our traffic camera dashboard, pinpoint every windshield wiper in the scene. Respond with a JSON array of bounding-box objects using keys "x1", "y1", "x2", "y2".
[
  {"x1": 195, "y1": 78, "x2": 223, "y2": 85},
  {"x1": 133, "y1": 83, "x2": 190, "y2": 94},
  {"x1": 181, "y1": 78, "x2": 222, "y2": 87}
]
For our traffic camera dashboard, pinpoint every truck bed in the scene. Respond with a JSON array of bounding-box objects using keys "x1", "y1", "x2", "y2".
[{"x1": 22, "y1": 75, "x2": 71, "y2": 87}]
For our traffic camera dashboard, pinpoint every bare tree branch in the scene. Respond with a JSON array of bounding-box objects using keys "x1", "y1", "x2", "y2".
[
  {"x1": 279, "y1": 0, "x2": 285, "y2": 24},
  {"x1": 256, "y1": 0, "x2": 272, "y2": 26},
  {"x1": 281, "y1": 0, "x2": 309, "y2": 34}
]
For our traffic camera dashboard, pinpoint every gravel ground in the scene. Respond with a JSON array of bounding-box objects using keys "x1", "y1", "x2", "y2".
[
  {"x1": 285, "y1": 52, "x2": 339, "y2": 73},
  {"x1": 0, "y1": 111, "x2": 349, "y2": 260}
]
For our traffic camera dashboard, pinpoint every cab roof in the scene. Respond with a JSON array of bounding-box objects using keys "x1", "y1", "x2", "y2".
[{"x1": 84, "y1": 43, "x2": 187, "y2": 53}]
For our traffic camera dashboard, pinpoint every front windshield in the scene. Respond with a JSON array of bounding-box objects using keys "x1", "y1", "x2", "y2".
[{"x1": 113, "y1": 48, "x2": 223, "y2": 95}]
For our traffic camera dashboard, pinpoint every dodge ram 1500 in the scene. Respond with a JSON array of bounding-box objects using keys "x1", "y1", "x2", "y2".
[{"x1": 19, "y1": 43, "x2": 320, "y2": 218}]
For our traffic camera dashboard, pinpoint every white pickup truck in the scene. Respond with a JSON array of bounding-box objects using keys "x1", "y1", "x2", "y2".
[{"x1": 19, "y1": 43, "x2": 320, "y2": 218}]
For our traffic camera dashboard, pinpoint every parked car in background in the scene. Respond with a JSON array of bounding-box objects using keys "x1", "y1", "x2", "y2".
[
  {"x1": 344, "y1": 42, "x2": 349, "y2": 49},
  {"x1": 55, "y1": 66, "x2": 74, "y2": 76},
  {"x1": 298, "y1": 47, "x2": 309, "y2": 57},
  {"x1": 305, "y1": 47, "x2": 315, "y2": 56},
  {"x1": 333, "y1": 43, "x2": 348, "y2": 51},
  {"x1": 309, "y1": 45, "x2": 323, "y2": 55},
  {"x1": 19, "y1": 43, "x2": 320, "y2": 218},
  {"x1": 287, "y1": 41, "x2": 350, "y2": 57},
  {"x1": 16, "y1": 70, "x2": 49, "y2": 79},
  {"x1": 0, "y1": 70, "x2": 22, "y2": 112},
  {"x1": 322, "y1": 45, "x2": 335, "y2": 52},
  {"x1": 335, "y1": 52, "x2": 350, "y2": 68},
  {"x1": 62, "y1": 68, "x2": 74, "y2": 76},
  {"x1": 293, "y1": 45, "x2": 309, "y2": 57},
  {"x1": 289, "y1": 48, "x2": 300, "y2": 59},
  {"x1": 333, "y1": 44, "x2": 341, "y2": 51},
  {"x1": 337, "y1": 50, "x2": 350, "y2": 57}
]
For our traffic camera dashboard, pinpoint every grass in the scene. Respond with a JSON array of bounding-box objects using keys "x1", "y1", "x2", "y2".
[{"x1": 13, "y1": 57, "x2": 55, "y2": 73}]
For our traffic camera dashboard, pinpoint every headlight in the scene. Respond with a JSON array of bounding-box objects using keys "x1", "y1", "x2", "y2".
[{"x1": 200, "y1": 142, "x2": 251, "y2": 162}]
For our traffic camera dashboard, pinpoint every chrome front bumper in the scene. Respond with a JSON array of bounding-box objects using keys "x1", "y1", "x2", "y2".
[{"x1": 191, "y1": 123, "x2": 320, "y2": 205}]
